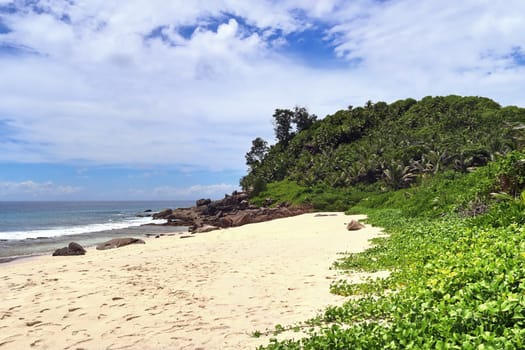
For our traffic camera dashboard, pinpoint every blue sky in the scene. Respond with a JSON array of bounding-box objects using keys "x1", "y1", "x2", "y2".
[{"x1": 1, "y1": 0, "x2": 525, "y2": 200}]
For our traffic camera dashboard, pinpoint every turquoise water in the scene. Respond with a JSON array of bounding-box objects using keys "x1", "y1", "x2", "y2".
[{"x1": 0, "y1": 201, "x2": 193, "y2": 259}]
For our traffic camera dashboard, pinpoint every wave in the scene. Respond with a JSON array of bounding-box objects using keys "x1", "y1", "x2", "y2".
[{"x1": 0, "y1": 217, "x2": 167, "y2": 240}]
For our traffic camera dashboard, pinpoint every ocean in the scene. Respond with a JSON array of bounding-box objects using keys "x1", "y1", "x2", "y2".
[{"x1": 0, "y1": 201, "x2": 194, "y2": 261}]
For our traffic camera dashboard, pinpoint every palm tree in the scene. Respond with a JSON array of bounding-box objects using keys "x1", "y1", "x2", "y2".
[
  {"x1": 508, "y1": 122, "x2": 525, "y2": 149},
  {"x1": 422, "y1": 150, "x2": 449, "y2": 174},
  {"x1": 383, "y1": 162, "x2": 416, "y2": 190}
]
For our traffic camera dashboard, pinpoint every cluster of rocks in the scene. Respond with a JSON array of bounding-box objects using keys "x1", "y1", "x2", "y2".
[
  {"x1": 52, "y1": 242, "x2": 87, "y2": 256},
  {"x1": 50, "y1": 195, "x2": 365, "y2": 257},
  {"x1": 52, "y1": 238, "x2": 146, "y2": 256},
  {"x1": 151, "y1": 191, "x2": 312, "y2": 233},
  {"x1": 51, "y1": 192, "x2": 313, "y2": 257}
]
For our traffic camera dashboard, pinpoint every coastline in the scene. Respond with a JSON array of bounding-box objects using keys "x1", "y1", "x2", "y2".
[
  {"x1": 0, "y1": 223, "x2": 188, "y2": 263},
  {"x1": 0, "y1": 231, "x2": 186, "y2": 265},
  {"x1": 0, "y1": 200, "x2": 194, "y2": 261},
  {"x1": 0, "y1": 212, "x2": 382, "y2": 349}
]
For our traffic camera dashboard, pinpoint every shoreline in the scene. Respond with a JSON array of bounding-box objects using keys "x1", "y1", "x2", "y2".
[
  {"x1": 0, "y1": 231, "x2": 187, "y2": 265},
  {"x1": 0, "y1": 223, "x2": 188, "y2": 262},
  {"x1": 0, "y1": 212, "x2": 382, "y2": 349}
]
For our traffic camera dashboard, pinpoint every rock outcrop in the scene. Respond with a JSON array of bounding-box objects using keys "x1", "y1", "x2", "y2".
[
  {"x1": 96, "y1": 238, "x2": 146, "y2": 250},
  {"x1": 152, "y1": 191, "x2": 312, "y2": 232},
  {"x1": 153, "y1": 208, "x2": 173, "y2": 220},
  {"x1": 346, "y1": 220, "x2": 365, "y2": 231},
  {"x1": 52, "y1": 242, "x2": 87, "y2": 256}
]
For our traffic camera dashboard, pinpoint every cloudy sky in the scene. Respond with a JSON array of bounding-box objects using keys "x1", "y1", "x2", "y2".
[{"x1": 1, "y1": 0, "x2": 525, "y2": 200}]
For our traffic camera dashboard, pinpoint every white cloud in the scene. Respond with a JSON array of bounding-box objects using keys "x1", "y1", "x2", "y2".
[
  {"x1": 330, "y1": 1, "x2": 525, "y2": 68},
  {"x1": 1, "y1": 0, "x2": 525, "y2": 174},
  {"x1": 152, "y1": 183, "x2": 239, "y2": 200},
  {"x1": 0, "y1": 180, "x2": 81, "y2": 196}
]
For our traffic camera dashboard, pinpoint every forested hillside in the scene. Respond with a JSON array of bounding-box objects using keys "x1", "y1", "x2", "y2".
[{"x1": 242, "y1": 95, "x2": 525, "y2": 206}]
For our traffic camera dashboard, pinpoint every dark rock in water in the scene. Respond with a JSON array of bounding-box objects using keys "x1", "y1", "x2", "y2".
[
  {"x1": 137, "y1": 209, "x2": 154, "y2": 217},
  {"x1": 346, "y1": 220, "x2": 365, "y2": 231},
  {"x1": 96, "y1": 237, "x2": 146, "y2": 250},
  {"x1": 52, "y1": 242, "x2": 87, "y2": 256}
]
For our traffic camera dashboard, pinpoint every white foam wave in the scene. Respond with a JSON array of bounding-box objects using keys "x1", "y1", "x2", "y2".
[{"x1": 0, "y1": 217, "x2": 167, "y2": 240}]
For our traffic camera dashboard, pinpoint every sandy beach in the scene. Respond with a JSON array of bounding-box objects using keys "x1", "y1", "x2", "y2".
[{"x1": 0, "y1": 212, "x2": 383, "y2": 349}]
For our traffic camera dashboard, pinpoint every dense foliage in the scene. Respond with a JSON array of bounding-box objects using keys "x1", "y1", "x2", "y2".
[
  {"x1": 244, "y1": 96, "x2": 525, "y2": 349},
  {"x1": 256, "y1": 151, "x2": 525, "y2": 349},
  {"x1": 241, "y1": 95, "x2": 525, "y2": 198}
]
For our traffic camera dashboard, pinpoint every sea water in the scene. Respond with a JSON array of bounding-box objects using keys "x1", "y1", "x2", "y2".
[{"x1": 0, "y1": 201, "x2": 193, "y2": 260}]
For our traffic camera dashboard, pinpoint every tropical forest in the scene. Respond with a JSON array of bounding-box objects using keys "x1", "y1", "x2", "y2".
[{"x1": 244, "y1": 95, "x2": 525, "y2": 349}]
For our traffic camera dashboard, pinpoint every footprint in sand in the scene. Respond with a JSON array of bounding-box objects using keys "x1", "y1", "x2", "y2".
[
  {"x1": 71, "y1": 329, "x2": 88, "y2": 335},
  {"x1": 210, "y1": 325, "x2": 230, "y2": 331},
  {"x1": 63, "y1": 338, "x2": 92, "y2": 350},
  {"x1": 30, "y1": 339, "x2": 43, "y2": 347},
  {"x1": 113, "y1": 303, "x2": 126, "y2": 308},
  {"x1": 0, "y1": 339, "x2": 16, "y2": 347}
]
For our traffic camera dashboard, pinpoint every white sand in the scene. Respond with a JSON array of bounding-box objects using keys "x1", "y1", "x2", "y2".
[{"x1": 0, "y1": 213, "x2": 383, "y2": 349}]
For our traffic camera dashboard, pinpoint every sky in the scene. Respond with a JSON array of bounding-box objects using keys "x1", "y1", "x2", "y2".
[{"x1": 1, "y1": 0, "x2": 525, "y2": 200}]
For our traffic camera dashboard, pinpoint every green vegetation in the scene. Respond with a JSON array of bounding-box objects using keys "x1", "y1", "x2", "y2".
[
  {"x1": 255, "y1": 151, "x2": 525, "y2": 350},
  {"x1": 249, "y1": 180, "x2": 376, "y2": 211},
  {"x1": 245, "y1": 96, "x2": 525, "y2": 349},
  {"x1": 242, "y1": 95, "x2": 525, "y2": 199}
]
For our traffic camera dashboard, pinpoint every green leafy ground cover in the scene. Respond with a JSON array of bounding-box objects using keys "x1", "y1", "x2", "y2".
[{"x1": 257, "y1": 152, "x2": 525, "y2": 349}]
